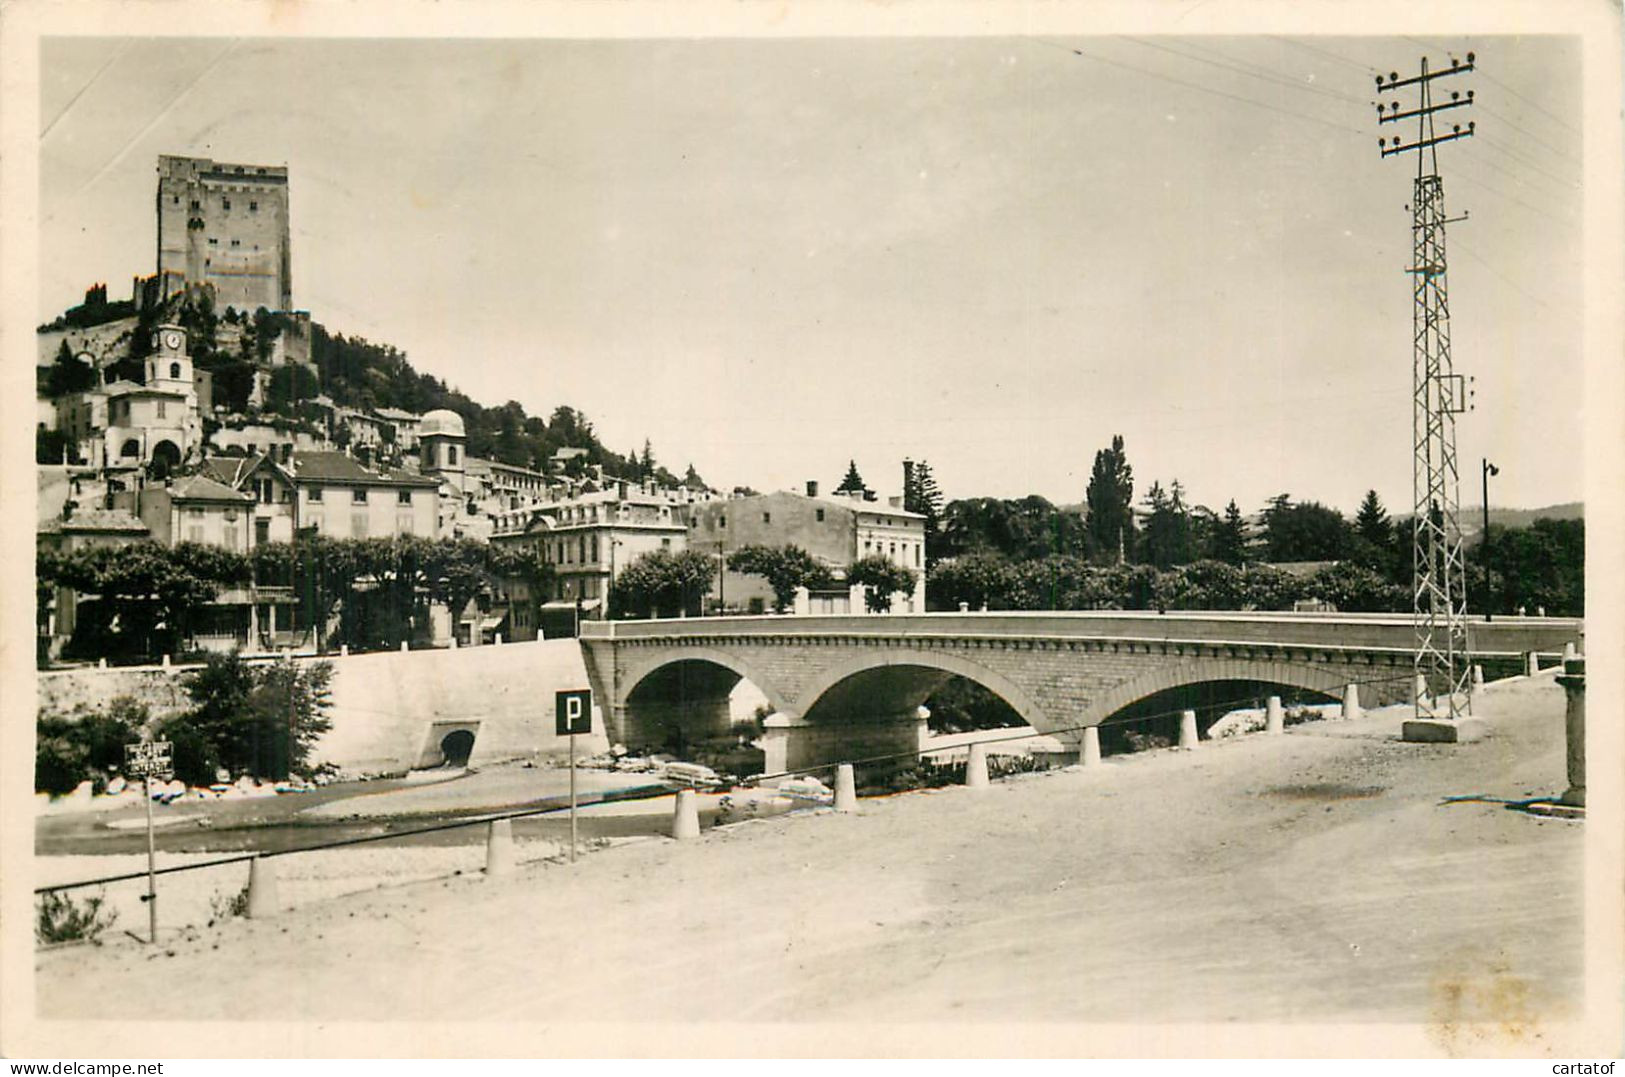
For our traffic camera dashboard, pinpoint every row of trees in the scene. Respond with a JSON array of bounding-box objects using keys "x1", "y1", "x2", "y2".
[
  {"x1": 927, "y1": 556, "x2": 1406, "y2": 614},
  {"x1": 38, "y1": 535, "x2": 552, "y2": 662},
  {"x1": 607, "y1": 545, "x2": 921, "y2": 618}
]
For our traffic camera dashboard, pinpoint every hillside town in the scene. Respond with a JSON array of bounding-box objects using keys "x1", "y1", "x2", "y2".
[{"x1": 36, "y1": 156, "x2": 929, "y2": 665}]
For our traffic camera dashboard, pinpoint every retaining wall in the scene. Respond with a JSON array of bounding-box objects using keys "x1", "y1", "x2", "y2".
[{"x1": 34, "y1": 640, "x2": 607, "y2": 775}]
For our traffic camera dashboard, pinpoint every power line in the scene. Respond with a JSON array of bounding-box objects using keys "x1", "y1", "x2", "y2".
[
  {"x1": 1032, "y1": 39, "x2": 1367, "y2": 138},
  {"x1": 40, "y1": 41, "x2": 132, "y2": 141},
  {"x1": 1404, "y1": 35, "x2": 1579, "y2": 136},
  {"x1": 1122, "y1": 35, "x2": 1366, "y2": 107},
  {"x1": 1268, "y1": 36, "x2": 1379, "y2": 76}
]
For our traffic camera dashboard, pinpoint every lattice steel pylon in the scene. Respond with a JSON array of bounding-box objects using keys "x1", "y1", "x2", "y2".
[{"x1": 1377, "y1": 54, "x2": 1476, "y2": 720}]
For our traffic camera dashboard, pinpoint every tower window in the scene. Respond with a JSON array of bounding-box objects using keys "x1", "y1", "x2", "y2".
[
  {"x1": 448, "y1": 446, "x2": 458, "y2": 465},
  {"x1": 230, "y1": 239, "x2": 240, "y2": 247},
  {"x1": 169, "y1": 362, "x2": 181, "y2": 379},
  {"x1": 189, "y1": 200, "x2": 200, "y2": 211},
  {"x1": 223, "y1": 199, "x2": 231, "y2": 211},
  {"x1": 249, "y1": 201, "x2": 258, "y2": 211},
  {"x1": 208, "y1": 238, "x2": 218, "y2": 246}
]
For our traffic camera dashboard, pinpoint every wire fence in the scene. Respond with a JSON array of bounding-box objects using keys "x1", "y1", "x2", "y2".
[{"x1": 32, "y1": 664, "x2": 1447, "y2": 900}]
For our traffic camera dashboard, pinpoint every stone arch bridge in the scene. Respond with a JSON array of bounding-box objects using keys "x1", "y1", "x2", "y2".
[{"x1": 578, "y1": 613, "x2": 1582, "y2": 773}]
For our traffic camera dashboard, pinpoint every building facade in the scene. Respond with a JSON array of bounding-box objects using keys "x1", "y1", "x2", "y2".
[
  {"x1": 686, "y1": 485, "x2": 927, "y2": 613},
  {"x1": 156, "y1": 155, "x2": 293, "y2": 312}
]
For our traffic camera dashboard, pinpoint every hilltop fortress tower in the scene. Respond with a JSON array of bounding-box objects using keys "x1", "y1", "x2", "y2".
[{"x1": 156, "y1": 154, "x2": 292, "y2": 312}]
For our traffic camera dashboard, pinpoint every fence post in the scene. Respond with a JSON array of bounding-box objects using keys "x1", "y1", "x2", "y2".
[
  {"x1": 1178, "y1": 710, "x2": 1199, "y2": 750},
  {"x1": 1080, "y1": 726, "x2": 1102, "y2": 766},
  {"x1": 246, "y1": 856, "x2": 279, "y2": 919},
  {"x1": 671, "y1": 788, "x2": 700, "y2": 839},
  {"x1": 833, "y1": 763, "x2": 858, "y2": 812},
  {"x1": 1265, "y1": 695, "x2": 1284, "y2": 735},
  {"x1": 964, "y1": 743, "x2": 989, "y2": 788},
  {"x1": 484, "y1": 818, "x2": 515, "y2": 877}
]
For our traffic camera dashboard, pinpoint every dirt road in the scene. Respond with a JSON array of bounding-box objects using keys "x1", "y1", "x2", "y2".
[{"x1": 33, "y1": 675, "x2": 1585, "y2": 1049}]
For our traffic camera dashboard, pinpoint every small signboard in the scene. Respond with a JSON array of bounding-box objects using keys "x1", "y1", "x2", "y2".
[
  {"x1": 555, "y1": 689, "x2": 592, "y2": 736},
  {"x1": 124, "y1": 740, "x2": 174, "y2": 780}
]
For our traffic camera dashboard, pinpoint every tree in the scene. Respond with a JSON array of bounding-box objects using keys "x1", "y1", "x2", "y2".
[
  {"x1": 727, "y1": 545, "x2": 835, "y2": 612},
  {"x1": 1138, "y1": 479, "x2": 1196, "y2": 570},
  {"x1": 36, "y1": 426, "x2": 80, "y2": 465},
  {"x1": 846, "y1": 555, "x2": 918, "y2": 613},
  {"x1": 45, "y1": 342, "x2": 97, "y2": 397},
  {"x1": 925, "y1": 553, "x2": 1015, "y2": 611},
  {"x1": 640, "y1": 439, "x2": 657, "y2": 480},
  {"x1": 1084, "y1": 435, "x2": 1135, "y2": 564},
  {"x1": 609, "y1": 549, "x2": 716, "y2": 618},
  {"x1": 266, "y1": 364, "x2": 320, "y2": 414},
  {"x1": 682, "y1": 462, "x2": 707, "y2": 490},
  {"x1": 903, "y1": 459, "x2": 947, "y2": 567},
  {"x1": 836, "y1": 460, "x2": 866, "y2": 495},
  {"x1": 179, "y1": 653, "x2": 333, "y2": 781},
  {"x1": 1211, "y1": 499, "x2": 1249, "y2": 566},
  {"x1": 1259, "y1": 495, "x2": 1353, "y2": 563},
  {"x1": 1352, "y1": 489, "x2": 1396, "y2": 572}
]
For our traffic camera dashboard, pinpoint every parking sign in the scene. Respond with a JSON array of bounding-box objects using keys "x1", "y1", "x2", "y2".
[{"x1": 555, "y1": 689, "x2": 592, "y2": 736}]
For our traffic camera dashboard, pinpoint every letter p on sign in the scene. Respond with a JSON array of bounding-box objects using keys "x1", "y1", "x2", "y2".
[{"x1": 556, "y1": 689, "x2": 592, "y2": 736}]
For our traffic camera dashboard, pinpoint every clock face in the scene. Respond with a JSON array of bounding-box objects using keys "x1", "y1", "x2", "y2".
[{"x1": 162, "y1": 331, "x2": 182, "y2": 352}]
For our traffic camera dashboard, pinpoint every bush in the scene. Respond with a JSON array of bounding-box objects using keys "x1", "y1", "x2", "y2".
[
  {"x1": 36, "y1": 890, "x2": 117, "y2": 945},
  {"x1": 208, "y1": 883, "x2": 250, "y2": 925}
]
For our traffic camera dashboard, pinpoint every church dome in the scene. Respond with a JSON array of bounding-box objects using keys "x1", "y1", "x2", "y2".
[{"x1": 419, "y1": 408, "x2": 466, "y2": 439}]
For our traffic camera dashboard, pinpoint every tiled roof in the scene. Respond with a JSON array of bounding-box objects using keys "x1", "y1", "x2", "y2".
[
  {"x1": 39, "y1": 507, "x2": 150, "y2": 535},
  {"x1": 286, "y1": 451, "x2": 439, "y2": 488}
]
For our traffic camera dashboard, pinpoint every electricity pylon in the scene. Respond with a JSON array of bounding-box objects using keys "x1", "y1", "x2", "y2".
[{"x1": 1377, "y1": 53, "x2": 1475, "y2": 721}]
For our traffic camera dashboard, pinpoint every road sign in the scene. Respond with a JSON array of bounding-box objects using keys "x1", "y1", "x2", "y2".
[
  {"x1": 555, "y1": 689, "x2": 592, "y2": 736},
  {"x1": 125, "y1": 740, "x2": 174, "y2": 781}
]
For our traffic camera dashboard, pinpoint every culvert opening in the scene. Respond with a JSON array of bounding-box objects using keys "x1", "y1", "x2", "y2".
[{"x1": 440, "y1": 729, "x2": 476, "y2": 767}]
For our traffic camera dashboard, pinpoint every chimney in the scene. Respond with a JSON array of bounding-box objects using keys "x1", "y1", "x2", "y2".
[
  {"x1": 888, "y1": 495, "x2": 902, "y2": 508},
  {"x1": 806, "y1": 480, "x2": 819, "y2": 498}
]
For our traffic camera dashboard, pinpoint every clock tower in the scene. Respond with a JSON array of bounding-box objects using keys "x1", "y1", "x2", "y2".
[{"x1": 147, "y1": 324, "x2": 193, "y2": 389}]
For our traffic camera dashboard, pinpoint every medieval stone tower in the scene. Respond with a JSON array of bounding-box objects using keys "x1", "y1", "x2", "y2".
[{"x1": 155, "y1": 155, "x2": 292, "y2": 312}]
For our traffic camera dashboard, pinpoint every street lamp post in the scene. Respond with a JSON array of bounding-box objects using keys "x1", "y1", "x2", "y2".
[{"x1": 1482, "y1": 459, "x2": 1498, "y2": 622}]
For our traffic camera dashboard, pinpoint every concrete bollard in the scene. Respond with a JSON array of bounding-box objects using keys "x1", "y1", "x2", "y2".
[
  {"x1": 671, "y1": 788, "x2": 700, "y2": 839},
  {"x1": 1414, "y1": 672, "x2": 1429, "y2": 705},
  {"x1": 339, "y1": 644, "x2": 348, "y2": 657},
  {"x1": 1471, "y1": 663, "x2": 1485, "y2": 690},
  {"x1": 1563, "y1": 641, "x2": 1577, "y2": 661},
  {"x1": 161, "y1": 654, "x2": 171, "y2": 668},
  {"x1": 449, "y1": 637, "x2": 457, "y2": 650},
  {"x1": 98, "y1": 658, "x2": 108, "y2": 669},
  {"x1": 964, "y1": 743, "x2": 990, "y2": 788},
  {"x1": 1556, "y1": 657, "x2": 1585, "y2": 808},
  {"x1": 401, "y1": 640, "x2": 409, "y2": 652},
  {"x1": 1341, "y1": 684, "x2": 1362, "y2": 722},
  {"x1": 1178, "y1": 709, "x2": 1199, "y2": 751},
  {"x1": 1265, "y1": 696, "x2": 1283, "y2": 735},
  {"x1": 1525, "y1": 651, "x2": 1539, "y2": 677},
  {"x1": 246, "y1": 857, "x2": 279, "y2": 919},
  {"x1": 1080, "y1": 726, "x2": 1102, "y2": 766},
  {"x1": 484, "y1": 818, "x2": 515, "y2": 877},
  {"x1": 495, "y1": 633, "x2": 503, "y2": 646},
  {"x1": 833, "y1": 763, "x2": 858, "y2": 812}
]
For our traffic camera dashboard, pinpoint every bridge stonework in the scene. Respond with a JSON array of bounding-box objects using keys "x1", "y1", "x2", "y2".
[{"x1": 577, "y1": 613, "x2": 1582, "y2": 773}]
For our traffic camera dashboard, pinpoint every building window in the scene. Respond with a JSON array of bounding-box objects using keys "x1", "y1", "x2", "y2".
[
  {"x1": 579, "y1": 537, "x2": 587, "y2": 562},
  {"x1": 448, "y1": 446, "x2": 458, "y2": 466},
  {"x1": 351, "y1": 511, "x2": 368, "y2": 538},
  {"x1": 208, "y1": 237, "x2": 218, "y2": 247},
  {"x1": 230, "y1": 239, "x2": 241, "y2": 247},
  {"x1": 308, "y1": 486, "x2": 323, "y2": 501},
  {"x1": 249, "y1": 201, "x2": 258, "y2": 211},
  {"x1": 398, "y1": 489, "x2": 411, "y2": 505},
  {"x1": 189, "y1": 200, "x2": 200, "y2": 211},
  {"x1": 816, "y1": 509, "x2": 825, "y2": 522},
  {"x1": 223, "y1": 199, "x2": 231, "y2": 211},
  {"x1": 591, "y1": 535, "x2": 599, "y2": 562},
  {"x1": 763, "y1": 512, "x2": 771, "y2": 524},
  {"x1": 662, "y1": 538, "x2": 672, "y2": 549},
  {"x1": 155, "y1": 401, "x2": 166, "y2": 419},
  {"x1": 169, "y1": 362, "x2": 181, "y2": 379},
  {"x1": 352, "y1": 488, "x2": 367, "y2": 504},
  {"x1": 256, "y1": 519, "x2": 270, "y2": 546},
  {"x1": 915, "y1": 545, "x2": 921, "y2": 567},
  {"x1": 719, "y1": 515, "x2": 726, "y2": 529}
]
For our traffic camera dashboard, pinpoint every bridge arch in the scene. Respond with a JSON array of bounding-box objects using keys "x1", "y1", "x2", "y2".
[
  {"x1": 619, "y1": 645, "x2": 790, "y2": 717},
  {"x1": 793, "y1": 648, "x2": 1054, "y2": 731},
  {"x1": 1083, "y1": 655, "x2": 1355, "y2": 730}
]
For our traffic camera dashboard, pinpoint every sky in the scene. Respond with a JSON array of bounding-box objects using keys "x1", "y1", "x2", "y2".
[{"x1": 36, "y1": 32, "x2": 1584, "y2": 515}]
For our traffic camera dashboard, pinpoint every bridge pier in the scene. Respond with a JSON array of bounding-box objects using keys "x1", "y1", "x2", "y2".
[{"x1": 761, "y1": 709, "x2": 927, "y2": 776}]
